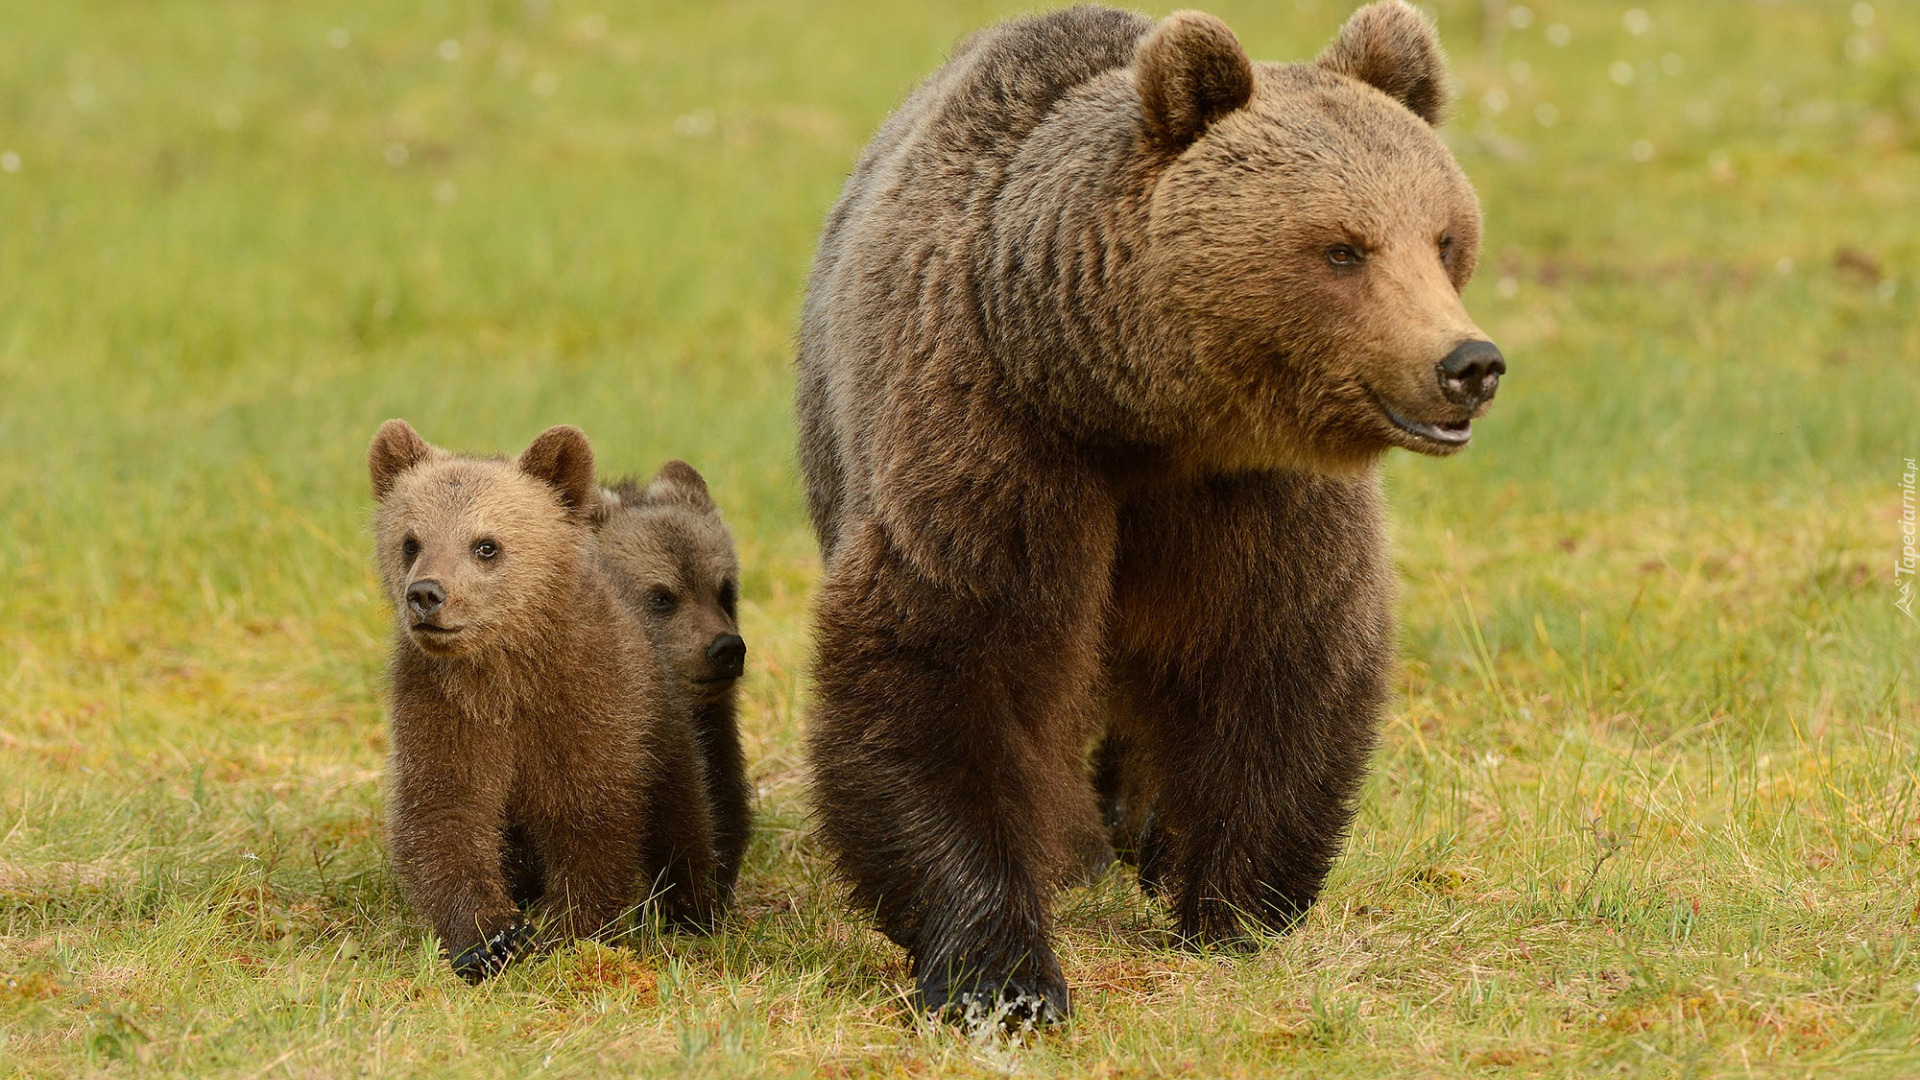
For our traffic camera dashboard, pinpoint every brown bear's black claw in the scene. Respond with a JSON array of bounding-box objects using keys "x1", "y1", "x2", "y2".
[
  {"x1": 939, "y1": 988, "x2": 1068, "y2": 1035},
  {"x1": 450, "y1": 922, "x2": 531, "y2": 984},
  {"x1": 920, "y1": 965, "x2": 1071, "y2": 1033}
]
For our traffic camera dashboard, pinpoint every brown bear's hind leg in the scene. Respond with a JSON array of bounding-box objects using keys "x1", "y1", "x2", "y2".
[
  {"x1": 500, "y1": 821, "x2": 546, "y2": 909},
  {"x1": 1091, "y1": 690, "x2": 1166, "y2": 892}
]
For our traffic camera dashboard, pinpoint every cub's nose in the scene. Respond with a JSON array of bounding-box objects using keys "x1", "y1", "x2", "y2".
[
  {"x1": 406, "y1": 579, "x2": 446, "y2": 620},
  {"x1": 1437, "y1": 340, "x2": 1506, "y2": 409},
  {"x1": 705, "y1": 633, "x2": 746, "y2": 680}
]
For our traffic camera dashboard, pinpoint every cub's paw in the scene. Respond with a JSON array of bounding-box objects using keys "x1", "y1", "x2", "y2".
[{"x1": 449, "y1": 922, "x2": 531, "y2": 984}]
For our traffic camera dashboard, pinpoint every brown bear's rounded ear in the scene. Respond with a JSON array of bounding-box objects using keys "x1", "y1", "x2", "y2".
[
  {"x1": 1316, "y1": 0, "x2": 1451, "y2": 126},
  {"x1": 1136, "y1": 11, "x2": 1254, "y2": 152},
  {"x1": 368, "y1": 419, "x2": 436, "y2": 500},
  {"x1": 642, "y1": 460, "x2": 715, "y2": 510},
  {"x1": 518, "y1": 425, "x2": 600, "y2": 519}
]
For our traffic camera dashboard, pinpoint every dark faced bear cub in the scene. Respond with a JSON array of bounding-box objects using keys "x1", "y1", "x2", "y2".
[
  {"x1": 369, "y1": 421, "x2": 720, "y2": 983},
  {"x1": 596, "y1": 462, "x2": 752, "y2": 902},
  {"x1": 797, "y1": 2, "x2": 1504, "y2": 1024}
]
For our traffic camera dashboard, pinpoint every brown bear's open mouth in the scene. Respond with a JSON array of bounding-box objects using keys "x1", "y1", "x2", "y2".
[
  {"x1": 1373, "y1": 395, "x2": 1473, "y2": 448},
  {"x1": 409, "y1": 623, "x2": 463, "y2": 646}
]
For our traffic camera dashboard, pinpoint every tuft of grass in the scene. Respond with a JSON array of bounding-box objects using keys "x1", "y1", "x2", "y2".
[{"x1": 1, "y1": 0, "x2": 1916, "y2": 1076}]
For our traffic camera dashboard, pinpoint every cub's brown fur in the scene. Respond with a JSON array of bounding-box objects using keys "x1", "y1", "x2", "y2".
[
  {"x1": 596, "y1": 462, "x2": 752, "y2": 901},
  {"x1": 369, "y1": 420, "x2": 718, "y2": 983},
  {"x1": 797, "y1": 3, "x2": 1503, "y2": 1022}
]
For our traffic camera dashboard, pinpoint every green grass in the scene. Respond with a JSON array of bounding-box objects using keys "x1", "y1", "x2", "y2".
[{"x1": 2, "y1": 0, "x2": 1916, "y2": 1075}]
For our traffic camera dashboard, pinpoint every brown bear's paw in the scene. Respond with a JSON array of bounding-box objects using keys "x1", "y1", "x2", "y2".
[
  {"x1": 449, "y1": 921, "x2": 532, "y2": 984},
  {"x1": 659, "y1": 899, "x2": 722, "y2": 936},
  {"x1": 917, "y1": 959, "x2": 1070, "y2": 1031},
  {"x1": 1169, "y1": 918, "x2": 1264, "y2": 956},
  {"x1": 1124, "y1": 814, "x2": 1172, "y2": 898},
  {"x1": 1172, "y1": 887, "x2": 1314, "y2": 953}
]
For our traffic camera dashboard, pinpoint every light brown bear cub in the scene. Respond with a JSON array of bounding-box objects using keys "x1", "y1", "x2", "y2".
[
  {"x1": 369, "y1": 420, "x2": 718, "y2": 984},
  {"x1": 595, "y1": 462, "x2": 752, "y2": 902}
]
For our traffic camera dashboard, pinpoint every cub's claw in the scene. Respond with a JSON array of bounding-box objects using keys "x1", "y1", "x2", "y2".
[{"x1": 450, "y1": 922, "x2": 531, "y2": 984}]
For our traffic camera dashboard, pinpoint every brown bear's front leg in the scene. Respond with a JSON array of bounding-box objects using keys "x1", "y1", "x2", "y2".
[
  {"x1": 808, "y1": 510, "x2": 1114, "y2": 1025},
  {"x1": 1110, "y1": 471, "x2": 1394, "y2": 943},
  {"x1": 689, "y1": 698, "x2": 753, "y2": 906},
  {"x1": 635, "y1": 716, "x2": 721, "y2": 931},
  {"x1": 386, "y1": 720, "x2": 529, "y2": 983},
  {"x1": 529, "y1": 800, "x2": 651, "y2": 944}
]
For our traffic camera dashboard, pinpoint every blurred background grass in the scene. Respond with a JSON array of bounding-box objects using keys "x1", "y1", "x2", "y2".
[{"x1": 1, "y1": 1, "x2": 1916, "y2": 1076}]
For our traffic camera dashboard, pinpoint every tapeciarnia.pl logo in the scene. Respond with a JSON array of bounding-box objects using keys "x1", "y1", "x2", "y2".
[{"x1": 1899, "y1": 457, "x2": 1917, "y2": 621}]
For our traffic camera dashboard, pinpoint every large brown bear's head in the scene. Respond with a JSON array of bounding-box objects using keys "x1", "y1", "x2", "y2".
[
  {"x1": 1137, "y1": 1, "x2": 1503, "y2": 472},
  {"x1": 368, "y1": 420, "x2": 600, "y2": 658}
]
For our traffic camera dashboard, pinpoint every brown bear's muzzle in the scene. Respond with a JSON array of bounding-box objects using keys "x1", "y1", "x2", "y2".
[
  {"x1": 703, "y1": 632, "x2": 746, "y2": 682},
  {"x1": 1437, "y1": 339, "x2": 1505, "y2": 412},
  {"x1": 406, "y1": 578, "x2": 446, "y2": 621},
  {"x1": 403, "y1": 577, "x2": 466, "y2": 649},
  {"x1": 1370, "y1": 337, "x2": 1506, "y2": 454}
]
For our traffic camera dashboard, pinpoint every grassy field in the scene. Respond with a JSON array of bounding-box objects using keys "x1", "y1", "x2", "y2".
[{"x1": 1, "y1": 0, "x2": 1916, "y2": 1075}]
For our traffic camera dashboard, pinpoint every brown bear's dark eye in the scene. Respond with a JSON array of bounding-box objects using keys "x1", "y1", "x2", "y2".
[
  {"x1": 473, "y1": 539, "x2": 500, "y2": 560},
  {"x1": 402, "y1": 536, "x2": 420, "y2": 561},
  {"x1": 719, "y1": 580, "x2": 739, "y2": 620},
  {"x1": 1438, "y1": 235, "x2": 1455, "y2": 263},
  {"x1": 646, "y1": 587, "x2": 678, "y2": 615},
  {"x1": 1325, "y1": 244, "x2": 1364, "y2": 268}
]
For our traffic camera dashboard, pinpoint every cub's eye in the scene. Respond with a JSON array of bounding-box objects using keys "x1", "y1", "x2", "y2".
[
  {"x1": 646, "y1": 587, "x2": 678, "y2": 615},
  {"x1": 402, "y1": 536, "x2": 420, "y2": 561},
  {"x1": 1325, "y1": 244, "x2": 1365, "y2": 268},
  {"x1": 1438, "y1": 235, "x2": 1455, "y2": 263},
  {"x1": 473, "y1": 539, "x2": 500, "y2": 561},
  {"x1": 719, "y1": 580, "x2": 739, "y2": 620}
]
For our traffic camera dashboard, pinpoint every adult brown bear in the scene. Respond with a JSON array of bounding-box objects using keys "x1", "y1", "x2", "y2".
[{"x1": 797, "y1": 2, "x2": 1504, "y2": 1024}]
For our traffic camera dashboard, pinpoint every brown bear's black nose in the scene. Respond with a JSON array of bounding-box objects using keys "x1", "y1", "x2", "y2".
[
  {"x1": 706, "y1": 633, "x2": 746, "y2": 679},
  {"x1": 1438, "y1": 340, "x2": 1505, "y2": 408},
  {"x1": 407, "y1": 579, "x2": 446, "y2": 619}
]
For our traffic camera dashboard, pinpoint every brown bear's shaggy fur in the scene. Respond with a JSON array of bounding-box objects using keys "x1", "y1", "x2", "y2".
[
  {"x1": 369, "y1": 421, "x2": 719, "y2": 983},
  {"x1": 796, "y1": 2, "x2": 1504, "y2": 1023},
  {"x1": 596, "y1": 462, "x2": 752, "y2": 902}
]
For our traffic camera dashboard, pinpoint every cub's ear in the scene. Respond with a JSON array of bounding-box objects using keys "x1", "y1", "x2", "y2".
[
  {"x1": 642, "y1": 460, "x2": 715, "y2": 510},
  {"x1": 518, "y1": 425, "x2": 600, "y2": 519},
  {"x1": 1136, "y1": 11, "x2": 1254, "y2": 152},
  {"x1": 1316, "y1": 0, "x2": 1450, "y2": 126},
  {"x1": 368, "y1": 419, "x2": 437, "y2": 500}
]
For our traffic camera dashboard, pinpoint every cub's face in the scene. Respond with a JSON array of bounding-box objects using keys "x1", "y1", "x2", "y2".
[
  {"x1": 368, "y1": 421, "x2": 599, "y2": 658},
  {"x1": 597, "y1": 463, "x2": 745, "y2": 705},
  {"x1": 1136, "y1": 3, "x2": 1504, "y2": 473},
  {"x1": 626, "y1": 526, "x2": 742, "y2": 704}
]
